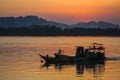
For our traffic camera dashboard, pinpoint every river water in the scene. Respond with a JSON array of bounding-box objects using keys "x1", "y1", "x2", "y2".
[{"x1": 0, "y1": 36, "x2": 120, "y2": 80}]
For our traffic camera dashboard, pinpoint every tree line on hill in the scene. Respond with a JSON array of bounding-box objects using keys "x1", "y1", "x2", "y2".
[{"x1": 0, "y1": 25, "x2": 119, "y2": 36}]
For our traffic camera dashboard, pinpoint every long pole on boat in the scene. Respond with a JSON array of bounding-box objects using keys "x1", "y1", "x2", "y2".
[{"x1": 63, "y1": 50, "x2": 64, "y2": 54}]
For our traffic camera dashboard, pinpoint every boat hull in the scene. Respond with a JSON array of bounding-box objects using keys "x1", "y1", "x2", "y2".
[{"x1": 39, "y1": 54, "x2": 106, "y2": 64}]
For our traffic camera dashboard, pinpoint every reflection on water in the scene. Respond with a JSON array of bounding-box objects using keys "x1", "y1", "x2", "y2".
[
  {"x1": 0, "y1": 36, "x2": 120, "y2": 80},
  {"x1": 41, "y1": 61, "x2": 105, "y2": 77},
  {"x1": 76, "y1": 62, "x2": 105, "y2": 77}
]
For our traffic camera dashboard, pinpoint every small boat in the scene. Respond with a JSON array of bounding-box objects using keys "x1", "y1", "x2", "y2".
[
  {"x1": 39, "y1": 43, "x2": 106, "y2": 63},
  {"x1": 39, "y1": 54, "x2": 75, "y2": 63}
]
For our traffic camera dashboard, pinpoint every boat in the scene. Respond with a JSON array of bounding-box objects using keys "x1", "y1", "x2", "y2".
[{"x1": 39, "y1": 43, "x2": 106, "y2": 63}]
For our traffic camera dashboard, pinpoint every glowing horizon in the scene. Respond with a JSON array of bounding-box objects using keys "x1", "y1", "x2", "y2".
[{"x1": 0, "y1": 0, "x2": 120, "y2": 24}]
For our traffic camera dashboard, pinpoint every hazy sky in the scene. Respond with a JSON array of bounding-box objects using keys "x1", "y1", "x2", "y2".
[{"x1": 0, "y1": 0, "x2": 120, "y2": 24}]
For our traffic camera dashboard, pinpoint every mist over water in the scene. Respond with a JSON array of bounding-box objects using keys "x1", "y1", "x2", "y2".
[{"x1": 0, "y1": 36, "x2": 120, "y2": 80}]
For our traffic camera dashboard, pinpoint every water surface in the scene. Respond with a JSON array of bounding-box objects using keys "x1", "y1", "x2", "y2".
[{"x1": 0, "y1": 36, "x2": 120, "y2": 80}]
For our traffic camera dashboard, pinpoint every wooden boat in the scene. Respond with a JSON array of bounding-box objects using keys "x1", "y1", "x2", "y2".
[
  {"x1": 39, "y1": 43, "x2": 106, "y2": 63},
  {"x1": 39, "y1": 54, "x2": 75, "y2": 63}
]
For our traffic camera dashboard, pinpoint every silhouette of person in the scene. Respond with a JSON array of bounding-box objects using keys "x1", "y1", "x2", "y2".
[{"x1": 58, "y1": 49, "x2": 62, "y2": 55}]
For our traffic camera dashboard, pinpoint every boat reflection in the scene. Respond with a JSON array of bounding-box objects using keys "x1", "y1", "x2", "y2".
[
  {"x1": 76, "y1": 61, "x2": 105, "y2": 76},
  {"x1": 40, "y1": 61, "x2": 105, "y2": 76}
]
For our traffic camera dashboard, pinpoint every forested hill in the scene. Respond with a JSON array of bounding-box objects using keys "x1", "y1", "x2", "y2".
[
  {"x1": 0, "y1": 25, "x2": 119, "y2": 36},
  {"x1": 0, "y1": 15, "x2": 119, "y2": 29},
  {"x1": 0, "y1": 15, "x2": 119, "y2": 36},
  {"x1": 0, "y1": 16, "x2": 68, "y2": 28}
]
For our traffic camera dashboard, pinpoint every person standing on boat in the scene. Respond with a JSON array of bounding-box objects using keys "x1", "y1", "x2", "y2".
[{"x1": 57, "y1": 49, "x2": 62, "y2": 55}]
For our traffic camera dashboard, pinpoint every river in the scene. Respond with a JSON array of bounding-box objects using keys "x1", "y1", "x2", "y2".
[{"x1": 0, "y1": 36, "x2": 120, "y2": 80}]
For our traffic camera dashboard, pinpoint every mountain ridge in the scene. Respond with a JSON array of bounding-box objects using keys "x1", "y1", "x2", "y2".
[{"x1": 0, "y1": 15, "x2": 119, "y2": 29}]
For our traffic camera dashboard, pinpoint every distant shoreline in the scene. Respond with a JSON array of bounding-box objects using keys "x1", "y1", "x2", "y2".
[
  {"x1": 0, "y1": 35, "x2": 120, "y2": 37},
  {"x1": 0, "y1": 25, "x2": 120, "y2": 37}
]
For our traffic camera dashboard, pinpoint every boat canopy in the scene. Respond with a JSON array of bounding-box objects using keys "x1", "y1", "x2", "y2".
[{"x1": 88, "y1": 43, "x2": 105, "y2": 51}]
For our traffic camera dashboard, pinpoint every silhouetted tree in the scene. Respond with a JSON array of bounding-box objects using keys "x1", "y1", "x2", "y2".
[{"x1": 0, "y1": 25, "x2": 120, "y2": 36}]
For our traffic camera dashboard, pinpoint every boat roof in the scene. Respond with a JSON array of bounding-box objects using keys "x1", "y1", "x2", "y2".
[{"x1": 92, "y1": 43, "x2": 103, "y2": 45}]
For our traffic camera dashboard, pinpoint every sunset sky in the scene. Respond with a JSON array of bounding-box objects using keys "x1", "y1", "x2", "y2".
[{"x1": 0, "y1": 0, "x2": 120, "y2": 24}]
